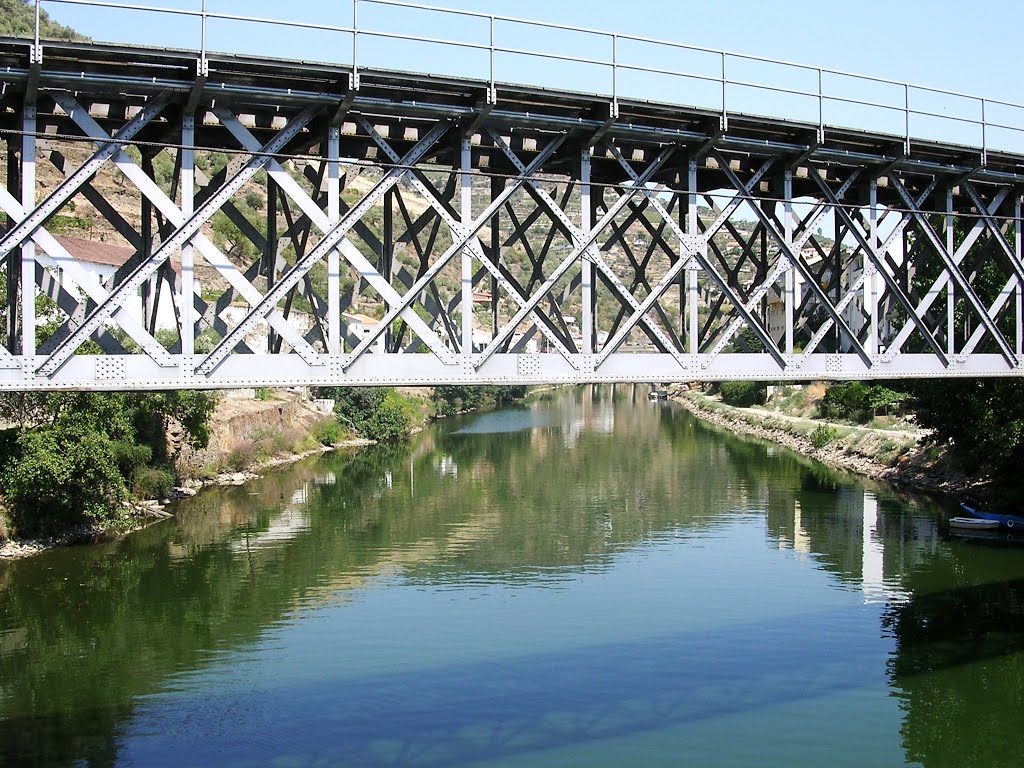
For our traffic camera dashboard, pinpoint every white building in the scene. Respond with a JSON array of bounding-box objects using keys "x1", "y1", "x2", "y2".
[
  {"x1": 52, "y1": 235, "x2": 198, "y2": 332},
  {"x1": 343, "y1": 311, "x2": 386, "y2": 354}
]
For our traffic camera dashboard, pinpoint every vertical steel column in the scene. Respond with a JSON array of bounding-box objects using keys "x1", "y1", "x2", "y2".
[
  {"x1": 141, "y1": 152, "x2": 155, "y2": 334},
  {"x1": 867, "y1": 179, "x2": 879, "y2": 354},
  {"x1": 5, "y1": 138, "x2": 20, "y2": 352},
  {"x1": 266, "y1": 177, "x2": 278, "y2": 353},
  {"x1": 490, "y1": 175, "x2": 501, "y2": 337},
  {"x1": 180, "y1": 115, "x2": 195, "y2": 358},
  {"x1": 783, "y1": 169, "x2": 794, "y2": 355},
  {"x1": 1017, "y1": 194, "x2": 1022, "y2": 356},
  {"x1": 686, "y1": 159, "x2": 698, "y2": 354},
  {"x1": 382, "y1": 188, "x2": 394, "y2": 352},
  {"x1": 580, "y1": 147, "x2": 594, "y2": 354},
  {"x1": 327, "y1": 126, "x2": 341, "y2": 355},
  {"x1": 460, "y1": 136, "x2": 473, "y2": 356},
  {"x1": 946, "y1": 186, "x2": 955, "y2": 355},
  {"x1": 20, "y1": 106, "x2": 35, "y2": 357}
]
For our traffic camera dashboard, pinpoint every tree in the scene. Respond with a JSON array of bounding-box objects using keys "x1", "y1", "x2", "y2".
[
  {"x1": 0, "y1": 0, "x2": 85, "y2": 41},
  {"x1": 0, "y1": 391, "x2": 218, "y2": 536}
]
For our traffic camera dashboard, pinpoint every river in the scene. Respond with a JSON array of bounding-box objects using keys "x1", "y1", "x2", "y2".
[{"x1": 1, "y1": 386, "x2": 1022, "y2": 767}]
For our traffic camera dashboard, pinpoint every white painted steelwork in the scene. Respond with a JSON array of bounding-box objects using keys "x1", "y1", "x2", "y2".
[{"x1": 0, "y1": 5, "x2": 1018, "y2": 390}]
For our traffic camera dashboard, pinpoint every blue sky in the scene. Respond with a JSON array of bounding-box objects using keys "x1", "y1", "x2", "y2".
[{"x1": 39, "y1": 0, "x2": 1024, "y2": 151}]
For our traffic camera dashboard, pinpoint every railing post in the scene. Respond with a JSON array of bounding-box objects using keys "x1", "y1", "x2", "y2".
[
  {"x1": 817, "y1": 68, "x2": 824, "y2": 143},
  {"x1": 981, "y1": 97, "x2": 988, "y2": 166},
  {"x1": 488, "y1": 15, "x2": 496, "y2": 104},
  {"x1": 904, "y1": 83, "x2": 910, "y2": 154},
  {"x1": 199, "y1": 0, "x2": 208, "y2": 76},
  {"x1": 721, "y1": 52, "x2": 728, "y2": 131},
  {"x1": 352, "y1": 0, "x2": 360, "y2": 90},
  {"x1": 32, "y1": 0, "x2": 41, "y2": 64},
  {"x1": 611, "y1": 33, "x2": 619, "y2": 118}
]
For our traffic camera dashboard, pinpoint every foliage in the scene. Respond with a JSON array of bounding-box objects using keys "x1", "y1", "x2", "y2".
[
  {"x1": 431, "y1": 385, "x2": 530, "y2": 417},
  {"x1": 312, "y1": 386, "x2": 419, "y2": 442},
  {"x1": 131, "y1": 466, "x2": 174, "y2": 501},
  {"x1": 0, "y1": 0, "x2": 85, "y2": 41},
  {"x1": 819, "y1": 382, "x2": 908, "y2": 424},
  {"x1": 719, "y1": 380, "x2": 768, "y2": 408},
  {"x1": 810, "y1": 424, "x2": 838, "y2": 449},
  {"x1": 363, "y1": 390, "x2": 414, "y2": 442},
  {"x1": 0, "y1": 391, "x2": 217, "y2": 536},
  {"x1": 255, "y1": 387, "x2": 275, "y2": 401},
  {"x1": 903, "y1": 379, "x2": 1024, "y2": 475},
  {"x1": 312, "y1": 419, "x2": 345, "y2": 446},
  {"x1": 327, "y1": 386, "x2": 386, "y2": 435}
]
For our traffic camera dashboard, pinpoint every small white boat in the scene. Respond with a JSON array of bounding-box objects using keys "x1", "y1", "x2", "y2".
[{"x1": 949, "y1": 516, "x2": 1000, "y2": 531}]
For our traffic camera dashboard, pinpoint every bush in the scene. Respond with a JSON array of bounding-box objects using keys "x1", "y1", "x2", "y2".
[
  {"x1": 313, "y1": 419, "x2": 345, "y2": 446},
  {"x1": 811, "y1": 424, "x2": 838, "y2": 449},
  {"x1": 332, "y1": 387, "x2": 386, "y2": 434},
  {"x1": 364, "y1": 390, "x2": 413, "y2": 442},
  {"x1": 132, "y1": 466, "x2": 175, "y2": 500},
  {"x1": 820, "y1": 382, "x2": 871, "y2": 422},
  {"x1": 3, "y1": 425, "x2": 128, "y2": 535},
  {"x1": 719, "y1": 381, "x2": 768, "y2": 408},
  {"x1": 820, "y1": 382, "x2": 908, "y2": 424},
  {"x1": 225, "y1": 441, "x2": 255, "y2": 472}
]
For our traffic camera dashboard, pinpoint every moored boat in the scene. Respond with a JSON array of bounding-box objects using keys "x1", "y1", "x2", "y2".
[
  {"x1": 960, "y1": 503, "x2": 1024, "y2": 531},
  {"x1": 949, "y1": 516, "x2": 1000, "y2": 531}
]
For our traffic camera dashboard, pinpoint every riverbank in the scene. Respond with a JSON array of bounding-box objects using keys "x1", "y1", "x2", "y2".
[
  {"x1": 0, "y1": 385, "x2": 529, "y2": 561},
  {"x1": 670, "y1": 386, "x2": 994, "y2": 503},
  {"x1": 0, "y1": 435, "x2": 375, "y2": 561}
]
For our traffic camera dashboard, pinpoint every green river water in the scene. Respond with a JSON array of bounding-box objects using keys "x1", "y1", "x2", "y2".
[{"x1": 1, "y1": 387, "x2": 1023, "y2": 767}]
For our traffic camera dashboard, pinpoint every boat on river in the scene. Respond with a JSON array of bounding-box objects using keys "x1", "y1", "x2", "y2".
[
  {"x1": 949, "y1": 516, "x2": 1000, "y2": 531},
  {"x1": 960, "y1": 503, "x2": 1024, "y2": 531}
]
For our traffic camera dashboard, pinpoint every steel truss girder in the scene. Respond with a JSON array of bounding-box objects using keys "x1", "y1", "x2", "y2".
[
  {"x1": 0, "y1": 74, "x2": 1022, "y2": 389},
  {"x1": 36, "y1": 102, "x2": 321, "y2": 377},
  {"x1": 888, "y1": 173, "x2": 1017, "y2": 366},
  {"x1": 712, "y1": 150, "x2": 873, "y2": 368}
]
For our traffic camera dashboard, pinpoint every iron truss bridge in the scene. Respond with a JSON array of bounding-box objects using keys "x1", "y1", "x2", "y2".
[{"x1": 0, "y1": 1, "x2": 1023, "y2": 390}]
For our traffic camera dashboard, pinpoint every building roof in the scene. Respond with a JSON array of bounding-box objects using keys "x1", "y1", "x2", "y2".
[
  {"x1": 54, "y1": 235, "x2": 182, "y2": 275},
  {"x1": 343, "y1": 312, "x2": 381, "y2": 325}
]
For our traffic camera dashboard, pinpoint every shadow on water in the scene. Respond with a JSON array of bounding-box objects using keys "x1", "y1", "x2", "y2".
[
  {"x1": 0, "y1": 387, "x2": 1019, "y2": 766},
  {"x1": 885, "y1": 577, "x2": 1024, "y2": 768},
  {"x1": 100, "y1": 608, "x2": 877, "y2": 768}
]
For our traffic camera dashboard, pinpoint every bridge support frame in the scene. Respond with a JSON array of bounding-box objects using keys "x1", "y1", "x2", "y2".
[{"x1": 0, "y1": 41, "x2": 1021, "y2": 389}]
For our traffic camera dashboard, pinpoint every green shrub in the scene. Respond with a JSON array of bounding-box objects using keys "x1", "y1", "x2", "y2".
[
  {"x1": 2, "y1": 425, "x2": 128, "y2": 535},
  {"x1": 313, "y1": 419, "x2": 345, "y2": 446},
  {"x1": 255, "y1": 387, "x2": 275, "y2": 401},
  {"x1": 132, "y1": 466, "x2": 175, "y2": 500},
  {"x1": 364, "y1": 390, "x2": 413, "y2": 442},
  {"x1": 820, "y1": 382, "x2": 908, "y2": 424},
  {"x1": 811, "y1": 424, "x2": 838, "y2": 449},
  {"x1": 226, "y1": 441, "x2": 255, "y2": 472},
  {"x1": 719, "y1": 380, "x2": 768, "y2": 408}
]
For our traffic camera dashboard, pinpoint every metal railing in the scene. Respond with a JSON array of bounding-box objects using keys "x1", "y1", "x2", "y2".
[{"x1": 32, "y1": 0, "x2": 1024, "y2": 157}]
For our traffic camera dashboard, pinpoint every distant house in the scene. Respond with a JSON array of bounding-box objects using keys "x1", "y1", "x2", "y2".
[
  {"x1": 343, "y1": 311, "x2": 386, "y2": 353},
  {"x1": 52, "y1": 235, "x2": 199, "y2": 332}
]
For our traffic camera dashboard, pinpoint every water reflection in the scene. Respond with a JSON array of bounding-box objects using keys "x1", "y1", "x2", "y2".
[{"x1": 0, "y1": 386, "x2": 1021, "y2": 767}]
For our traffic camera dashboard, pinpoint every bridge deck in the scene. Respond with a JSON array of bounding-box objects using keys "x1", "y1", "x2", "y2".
[{"x1": 2, "y1": 39, "x2": 1021, "y2": 197}]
